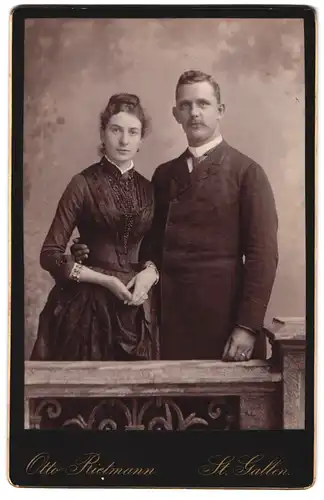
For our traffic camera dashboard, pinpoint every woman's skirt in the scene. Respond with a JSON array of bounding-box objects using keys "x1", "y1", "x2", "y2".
[{"x1": 30, "y1": 280, "x2": 152, "y2": 361}]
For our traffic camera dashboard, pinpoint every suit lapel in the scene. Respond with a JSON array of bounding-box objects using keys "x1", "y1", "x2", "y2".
[
  {"x1": 189, "y1": 140, "x2": 228, "y2": 184},
  {"x1": 169, "y1": 140, "x2": 228, "y2": 198},
  {"x1": 169, "y1": 151, "x2": 192, "y2": 198}
]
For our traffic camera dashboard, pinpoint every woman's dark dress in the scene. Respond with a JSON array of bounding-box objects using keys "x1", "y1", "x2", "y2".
[{"x1": 30, "y1": 157, "x2": 155, "y2": 362}]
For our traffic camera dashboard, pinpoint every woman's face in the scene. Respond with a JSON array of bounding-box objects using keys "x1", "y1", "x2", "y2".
[{"x1": 102, "y1": 111, "x2": 143, "y2": 167}]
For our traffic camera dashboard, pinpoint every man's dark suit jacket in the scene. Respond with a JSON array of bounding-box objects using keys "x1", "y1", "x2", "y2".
[{"x1": 141, "y1": 140, "x2": 279, "y2": 360}]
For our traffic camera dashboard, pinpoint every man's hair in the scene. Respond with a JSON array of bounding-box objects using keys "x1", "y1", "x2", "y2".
[{"x1": 175, "y1": 70, "x2": 221, "y2": 103}]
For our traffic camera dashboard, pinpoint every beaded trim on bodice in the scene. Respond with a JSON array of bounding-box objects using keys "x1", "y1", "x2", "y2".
[
  {"x1": 104, "y1": 166, "x2": 139, "y2": 254},
  {"x1": 83, "y1": 157, "x2": 150, "y2": 255}
]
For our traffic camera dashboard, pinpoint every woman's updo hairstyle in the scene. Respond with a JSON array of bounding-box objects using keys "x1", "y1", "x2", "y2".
[{"x1": 100, "y1": 93, "x2": 150, "y2": 140}]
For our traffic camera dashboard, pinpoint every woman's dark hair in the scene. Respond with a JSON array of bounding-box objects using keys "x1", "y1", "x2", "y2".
[{"x1": 100, "y1": 93, "x2": 150, "y2": 140}]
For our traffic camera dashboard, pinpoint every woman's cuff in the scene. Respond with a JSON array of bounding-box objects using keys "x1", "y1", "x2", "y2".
[
  {"x1": 52, "y1": 254, "x2": 75, "y2": 281},
  {"x1": 68, "y1": 262, "x2": 83, "y2": 282}
]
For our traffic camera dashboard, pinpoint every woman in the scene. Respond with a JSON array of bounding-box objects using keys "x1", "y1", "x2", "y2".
[{"x1": 30, "y1": 93, "x2": 159, "y2": 363}]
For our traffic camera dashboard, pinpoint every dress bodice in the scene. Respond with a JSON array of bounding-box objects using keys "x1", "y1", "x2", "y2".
[{"x1": 40, "y1": 157, "x2": 154, "y2": 280}]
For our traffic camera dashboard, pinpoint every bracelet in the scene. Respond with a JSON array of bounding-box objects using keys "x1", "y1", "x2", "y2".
[
  {"x1": 144, "y1": 261, "x2": 159, "y2": 285},
  {"x1": 69, "y1": 262, "x2": 83, "y2": 283}
]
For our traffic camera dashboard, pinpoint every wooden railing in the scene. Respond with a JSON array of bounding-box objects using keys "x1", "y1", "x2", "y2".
[
  {"x1": 24, "y1": 317, "x2": 306, "y2": 430},
  {"x1": 266, "y1": 317, "x2": 306, "y2": 429}
]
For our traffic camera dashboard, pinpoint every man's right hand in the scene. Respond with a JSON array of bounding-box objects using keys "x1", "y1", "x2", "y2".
[{"x1": 71, "y1": 237, "x2": 90, "y2": 263}]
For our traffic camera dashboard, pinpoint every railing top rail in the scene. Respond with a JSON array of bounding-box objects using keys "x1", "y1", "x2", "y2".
[{"x1": 25, "y1": 359, "x2": 281, "y2": 387}]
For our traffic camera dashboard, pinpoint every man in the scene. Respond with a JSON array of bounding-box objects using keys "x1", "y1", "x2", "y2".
[{"x1": 73, "y1": 70, "x2": 278, "y2": 362}]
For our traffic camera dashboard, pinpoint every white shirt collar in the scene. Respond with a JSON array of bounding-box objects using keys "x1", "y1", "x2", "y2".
[
  {"x1": 105, "y1": 155, "x2": 134, "y2": 174},
  {"x1": 188, "y1": 134, "x2": 223, "y2": 158}
]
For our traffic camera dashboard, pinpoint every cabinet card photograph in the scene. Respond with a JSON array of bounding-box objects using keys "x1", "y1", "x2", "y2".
[{"x1": 9, "y1": 5, "x2": 315, "y2": 489}]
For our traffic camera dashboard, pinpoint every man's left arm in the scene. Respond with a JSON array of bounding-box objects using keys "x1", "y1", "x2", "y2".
[{"x1": 223, "y1": 162, "x2": 279, "y2": 361}]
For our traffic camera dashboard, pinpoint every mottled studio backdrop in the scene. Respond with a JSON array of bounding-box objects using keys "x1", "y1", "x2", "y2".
[{"x1": 23, "y1": 19, "x2": 305, "y2": 358}]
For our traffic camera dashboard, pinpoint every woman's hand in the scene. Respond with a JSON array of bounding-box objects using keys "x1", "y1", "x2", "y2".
[
  {"x1": 69, "y1": 264, "x2": 133, "y2": 302},
  {"x1": 126, "y1": 267, "x2": 157, "y2": 306},
  {"x1": 103, "y1": 275, "x2": 133, "y2": 302}
]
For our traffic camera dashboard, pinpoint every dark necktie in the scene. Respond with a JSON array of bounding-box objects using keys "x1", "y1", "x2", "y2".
[
  {"x1": 186, "y1": 146, "x2": 217, "y2": 169},
  {"x1": 192, "y1": 154, "x2": 206, "y2": 169},
  {"x1": 187, "y1": 144, "x2": 219, "y2": 170},
  {"x1": 185, "y1": 150, "x2": 204, "y2": 170}
]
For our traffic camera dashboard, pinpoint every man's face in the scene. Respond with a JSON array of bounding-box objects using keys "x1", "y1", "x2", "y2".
[{"x1": 173, "y1": 81, "x2": 224, "y2": 147}]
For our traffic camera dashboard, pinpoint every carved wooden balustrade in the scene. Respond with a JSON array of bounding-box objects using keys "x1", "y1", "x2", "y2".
[{"x1": 24, "y1": 317, "x2": 306, "y2": 430}]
